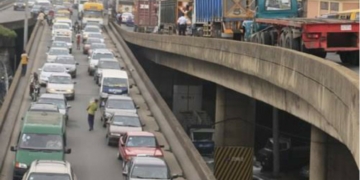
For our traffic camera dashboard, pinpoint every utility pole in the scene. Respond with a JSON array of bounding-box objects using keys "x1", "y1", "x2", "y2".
[{"x1": 23, "y1": 0, "x2": 29, "y2": 50}]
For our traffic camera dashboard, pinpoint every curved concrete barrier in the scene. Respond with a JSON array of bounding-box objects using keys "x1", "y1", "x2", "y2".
[{"x1": 118, "y1": 28, "x2": 359, "y2": 167}]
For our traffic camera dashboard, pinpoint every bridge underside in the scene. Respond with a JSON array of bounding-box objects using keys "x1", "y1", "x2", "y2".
[{"x1": 2, "y1": 18, "x2": 36, "y2": 30}]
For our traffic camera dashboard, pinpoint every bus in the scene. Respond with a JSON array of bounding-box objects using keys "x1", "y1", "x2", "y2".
[
  {"x1": 82, "y1": 2, "x2": 105, "y2": 27},
  {"x1": 336, "y1": 9, "x2": 359, "y2": 20}
]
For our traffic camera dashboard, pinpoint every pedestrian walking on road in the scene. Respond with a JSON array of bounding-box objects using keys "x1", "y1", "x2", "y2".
[
  {"x1": 86, "y1": 98, "x2": 98, "y2": 131},
  {"x1": 20, "y1": 50, "x2": 29, "y2": 76}
]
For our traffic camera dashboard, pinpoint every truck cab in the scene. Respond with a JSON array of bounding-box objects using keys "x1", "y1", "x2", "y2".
[
  {"x1": 82, "y1": 2, "x2": 105, "y2": 27},
  {"x1": 189, "y1": 127, "x2": 215, "y2": 156}
]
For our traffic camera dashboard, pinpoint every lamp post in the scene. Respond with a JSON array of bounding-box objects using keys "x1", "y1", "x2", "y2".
[{"x1": 23, "y1": 0, "x2": 29, "y2": 49}]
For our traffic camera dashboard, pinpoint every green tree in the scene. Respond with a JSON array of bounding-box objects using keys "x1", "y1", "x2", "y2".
[{"x1": 0, "y1": 25, "x2": 17, "y2": 38}]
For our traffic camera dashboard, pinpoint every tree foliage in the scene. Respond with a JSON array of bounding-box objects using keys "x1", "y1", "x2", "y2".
[{"x1": 0, "y1": 25, "x2": 16, "y2": 38}]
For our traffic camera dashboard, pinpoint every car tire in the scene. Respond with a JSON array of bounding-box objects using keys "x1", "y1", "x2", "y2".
[
  {"x1": 117, "y1": 152, "x2": 122, "y2": 160},
  {"x1": 107, "y1": 137, "x2": 111, "y2": 146}
]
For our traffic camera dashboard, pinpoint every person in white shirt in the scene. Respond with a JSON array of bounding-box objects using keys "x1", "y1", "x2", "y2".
[{"x1": 177, "y1": 15, "x2": 187, "y2": 36}]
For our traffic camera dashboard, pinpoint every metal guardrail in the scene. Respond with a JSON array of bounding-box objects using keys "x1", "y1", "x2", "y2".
[{"x1": 0, "y1": 21, "x2": 42, "y2": 172}]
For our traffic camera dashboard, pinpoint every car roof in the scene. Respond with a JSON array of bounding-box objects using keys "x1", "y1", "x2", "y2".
[
  {"x1": 88, "y1": 32, "x2": 102, "y2": 35},
  {"x1": 91, "y1": 43, "x2": 106, "y2": 46},
  {"x1": 108, "y1": 95, "x2": 132, "y2": 100},
  {"x1": 30, "y1": 160, "x2": 71, "y2": 174},
  {"x1": 102, "y1": 69, "x2": 127, "y2": 78},
  {"x1": 132, "y1": 157, "x2": 167, "y2": 166},
  {"x1": 54, "y1": 22, "x2": 70, "y2": 26},
  {"x1": 127, "y1": 131, "x2": 154, "y2": 136},
  {"x1": 49, "y1": 72, "x2": 71, "y2": 77},
  {"x1": 99, "y1": 58, "x2": 117, "y2": 62},
  {"x1": 43, "y1": 63, "x2": 66, "y2": 67},
  {"x1": 40, "y1": 93, "x2": 66, "y2": 99},
  {"x1": 56, "y1": 55, "x2": 74, "y2": 58},
  {"x1": 49, "y1": 47, "x2": 68, "y2": 50},
  {"x1": 93, "y1": 49, "x2": 112, "y2": 53},
  {"x1": 113, "y1": 112, "x2": 139, "y2": 117},
  {"x1": 85, "y1": 25, "x2": 100, "y2": 29},
  {"x1": 54, "y1": 36, "x2": 71, "y2": 39},
  {"x1": 30, "y1": 103, "x2": 58, "y2": 110},
  {"x1": 52, "y1": 41, "x2": 67, "y2": 44}
]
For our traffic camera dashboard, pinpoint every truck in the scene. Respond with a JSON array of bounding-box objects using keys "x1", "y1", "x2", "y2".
[
  {"x1": 256, "y1": 137, "x2": 310, "y2": 171},
  {"x1": 133, "y1": 0, "x2": 159, "y2": 33},
  {"x1": 112, "y1": 0, "x2": 134, "y2": 13},
  {"x1": 172, "y1": 85, "x2": 215, "y2": 156},
  {"x1": 243, "y1": 0, "x2": 359, "y2": 65},
  {"x1": 78, "y1": 0, "x2": 89, "y2": 18},
  {"x1": 159, "y1": 0, "x2": 193, "y2": 35},
  {"x1": 82, "y1": 2, "x2": 105, "y2": 27}
]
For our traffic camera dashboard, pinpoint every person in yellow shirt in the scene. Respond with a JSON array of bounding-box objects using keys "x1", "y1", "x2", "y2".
[
  {"x1": 86, "y1": 98, "x2": 99, "y2": 131},
  {"x1": 20, "y1": 50, "x2": 29, "y2": 76}
]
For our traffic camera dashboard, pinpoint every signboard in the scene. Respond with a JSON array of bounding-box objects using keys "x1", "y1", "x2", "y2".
[{"x1": 140, "y1": 4, "x2": 149, "y2": 9}]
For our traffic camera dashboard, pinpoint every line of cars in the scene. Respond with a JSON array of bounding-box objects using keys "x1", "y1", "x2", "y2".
[
  {"x1": 9, "y1": 3, "x2": 78, "y2": 180},
  {"x1": 81, "y1": 17, "x2": 180, "y2": 180}
]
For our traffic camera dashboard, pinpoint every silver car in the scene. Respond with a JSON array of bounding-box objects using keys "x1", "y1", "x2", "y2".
[
  {"x1": 47, "y1": 47, "x2": 70, "y2": 62},
  {"x1": 39, "y1": 63, "x2": 68, "y2": 85},
  {"x1": 52, "y1": 36, "x2": 73, "y2": 53},
  {"x1": 88, "y1": 43, "x2": 107, "y2": 55},
  {"x1": 49, "y1": 41, "x2": 69, "y2": 52},
  {"x1": 38, "y1": 93, "x2": 71, "y2": 121},
  {"x1": 94, "y1": 58, "x2": 121, "y2": 84},
  {"x1": 105, "y1": 112, "x2": 143, "y2": 145},
  {"x1": 87, "y1": 49, "x2": 115, "y2": 76},
  {"x1": 122, "y1": 156, "x2": 179, "y2": 180},
  {"x1": 82, "y1": 25, "x2": 102, "y2": 41},
  {"x1": 54, "y1": 55, "x2": 79, "y2": 78},
  {"x1": 87, "y1": 33, "x2": 105, "y2": 43},
  {"x1": 46, "y1": 73, "x2": 76, "y2": 100},
  {"x1": 101, "y1": 95, "x2": 138, "y2": 123}
]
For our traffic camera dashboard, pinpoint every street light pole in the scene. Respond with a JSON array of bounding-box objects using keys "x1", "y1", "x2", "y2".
[{"x1": 23, "y1": 0, "x2": 29, "y2": 50}]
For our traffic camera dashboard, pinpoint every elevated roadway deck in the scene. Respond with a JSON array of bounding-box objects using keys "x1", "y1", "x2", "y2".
[
  {"x1": 117, "y1": 26, "x2": 360, "y2": 168},
  {"x1": 0, "y1": 4, "x2": 35, "y2": 29}
]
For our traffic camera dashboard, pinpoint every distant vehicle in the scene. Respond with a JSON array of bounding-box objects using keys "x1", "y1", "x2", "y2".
[
  {"x1": 30, "y1": 5, "x2": 42, "y2": 18},
  {"x1": 52, "y1": 23, "x2": 72, "y2": 37},
  {"x1": 101, "y1": 95, "x2": 138, "y2": 123},
  {"x1": 54, "y1": 55, "x2": 79, "y2": 78},
  {"x1": 22, "y1": 160, "x2": 77, "y2": 180},
  {"x1": 118, "y1": 132, "x2": 164, "y2": 167},
  {"x1": 94, "y1": 58, "x2": 121, "y2": 84},
  {"x1": 46, "y1": 73, "x2": 76, "y2": 100},
  {"x1": 83, "y1": 38, "x2": 102, "y2": 54},
  {"x1": 38, "y1": 63, "x2": 67, "y2": 85},
  {"x1": 87, "y1": 49, "x2": 114, "y2": 75},
  {"x1": 87, "y1": 33, "x2": 105, "y2": 43},
  {"x1": 38, "y1": 93, "x2": 71, "y2": 121},
  {"x1": 13, "y1": 0, "x2": 26, "y2": 11},
  {"x1": 82, "y1": 25, "x2": 102, "y2": 41},
  {"x1": 52, "y1": 36, "x2": 73, "y2": 53},
  {"x1": 122, "y1": 156, "x2": 179, "y2": 180},
  {"x1": 49, "y1": 41, "x2": 69, "y2": 51},
  {"x1": 99, "y1": 70, "x2": 129, "y2": 105},
  {"x1": 28, "y1": 103, "x2": 60, "y2": 113},
  {"x1": 105, "y1": 112, "x2": 144, "y2": 145},
  {"x1": 46, "y1": 47, "x2": 70, "y2": 62}
]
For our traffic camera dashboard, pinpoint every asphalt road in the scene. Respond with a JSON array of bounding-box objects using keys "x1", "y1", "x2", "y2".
[{"x1": 0, "y1": 12, "x2": 184, "y2": 180}]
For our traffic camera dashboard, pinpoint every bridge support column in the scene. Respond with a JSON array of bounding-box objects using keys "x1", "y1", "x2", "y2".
[
  {"x1": 214, "y1": 85, "x2": 255, "y2": 147},
  {"x1": 310, "y1": 126, "x2": 358, "y2": 180}
]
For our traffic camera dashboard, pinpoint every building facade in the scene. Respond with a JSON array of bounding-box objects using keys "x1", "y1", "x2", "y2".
[{"x1": 306, "y1": 0, "x2": 359, "y2": 17}]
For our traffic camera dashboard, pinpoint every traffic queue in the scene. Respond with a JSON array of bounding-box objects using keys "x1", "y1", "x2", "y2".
[{"x1": 9, "y1": 0, "x2": 179, "y2": 180}]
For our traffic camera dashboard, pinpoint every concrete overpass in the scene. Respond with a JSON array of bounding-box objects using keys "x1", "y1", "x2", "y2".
[
  {"x1": 0, "y1": 4, "x2": 35, "y2": 29},
  {"x1": 117, "y1": 25, "x2": 359, "y2": 179}
]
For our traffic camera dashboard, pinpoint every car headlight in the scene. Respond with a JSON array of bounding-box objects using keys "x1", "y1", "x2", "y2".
[
  {"x1": 105, "y1": 112, "x2": 112, "y2": 118},
  {"x1": 47, "y1": 88, "x2": 56, "y2": 92},
  {"x1": 110, "y1": 133, "x2": 121, "y2": 136},
  {"x1": 66, "y1": 89, "x2": 74, "y2": 93},
  {"x1": 15, "y1": 162, "x2": 27, "y2": 169}
]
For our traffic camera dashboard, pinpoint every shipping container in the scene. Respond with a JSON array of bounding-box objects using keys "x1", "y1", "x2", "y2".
[
  {"x1": 159, "y1": 0, "x2": 193, "y2": 34},
  {"x1": 133, "y1": 0, "x2": 159, "y2": 33}
]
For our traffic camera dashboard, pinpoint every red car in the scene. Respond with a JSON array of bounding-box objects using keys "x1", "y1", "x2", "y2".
[{"x1": 118, "y1": 131, "x2": 164, "y2": 165}]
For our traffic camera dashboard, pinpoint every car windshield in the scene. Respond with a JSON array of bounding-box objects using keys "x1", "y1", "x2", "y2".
[
  {"x1": 131, "y1": 165, "x2": 168, "y2": 179},
  {"x1": 54, "y1": 37, "x2": 71, "y2": 42},
  {"x1": 53, "y1": 24, "x2": 69, "y2": 29},
  {"x1": 43, "y1": 65, "x2": 65, "y2": 72},
  {"x1": 86, "y1": 39, "x2": 102, "y2": 44},
  {"x1": 52, "y1": 42, "x2": 68, "y2": 48},
  {"x1": 55, "y1": 57, "x2": 75, "y2": 64},
  {"x1": 28, "y1": 173, "x2": 71, "y2": 180},
  {"x1": 103, "y1": 78, "x2": 127, "y2": 87},
  {"x1": 99, "y1": 61, "x2": 120, "y2": 69},
  {"x1": 19, "y1": 133, "x2": 63, "y2": 150},
  {"x1": 92, "y1": 53, "x2": 114, "y2": 60},
  {"x1": 36, "y1": 2, "x2": 50, "y2": 7},
  {"x1": 91, "y1": 44, "x2": 106, "y2": 49},
  {"x1": 57, "y1": 22, "x2": 71, "y2": 27},
  {"x1": 49, "y1": 75, "x2": 72, "y2": 84},
  {"x1": 85, "y1": 27, "x2": 101, "y2": 33},
  {"x1": 106, "y1": 99, "x2": 134, "y2": 109},
  {"x1": 126, "y1": 136, "x2": 156, "y2": 147},
  {"x1": 83, "y1": 10, "x2": 102, "y2": 17},
  {"x1": 49, "y1": 49, "x2": 69, "y2": 55},
  {"x1": 38, "y1": 98, "x2": 65, "y2": 109},
  {"x1": 88, "y1": 33, "x2": 103, "y2": 38},
  {"x1": 112, "y1": 116, "x2": 141, "y2": 127}
]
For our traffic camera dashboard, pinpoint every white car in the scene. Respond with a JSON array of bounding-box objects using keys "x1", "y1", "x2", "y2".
[
  {"x1": 88, "y1": 49, "x2": 115, "y2": 75},
  {"x1": 54, "y1": 19, "x2": 72, "y2": 29},
  {"x1": 22, "y1": 160, "x2": 77, "y2": 180},
  {"x1": 47, "y1": 47, "x2": 70, "y2": 62},
  {"x1": 52, "y1": 23, "x2": 71, "y2": 36},
  {"x1": 52, "y1": 36, "x2": 73, "y2": 53},
  {"x1": 38, "y1": 63, "x2": 67, "y2": 85},
  {"x1": 46, "y1": 73, "x2": 76, "y2": 100},
  {"x1": 101, "y1": 95, "x2": 138, "y2": 122},
  {"x1": 38, "y1": 93, "x2": 71, "y2": 121},
  {"x1": 82, "y1": 25, "x2": 102, "y2": 41}
]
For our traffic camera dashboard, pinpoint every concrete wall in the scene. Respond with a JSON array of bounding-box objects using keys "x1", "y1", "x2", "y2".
[{"x1": 117, "y1": 27, "x2": 359, "y2": 168}]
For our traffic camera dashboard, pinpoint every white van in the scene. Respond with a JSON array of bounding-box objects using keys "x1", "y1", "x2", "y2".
[{"x1": 99, "y1": 69, "x2": 129, "y2": 106}]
